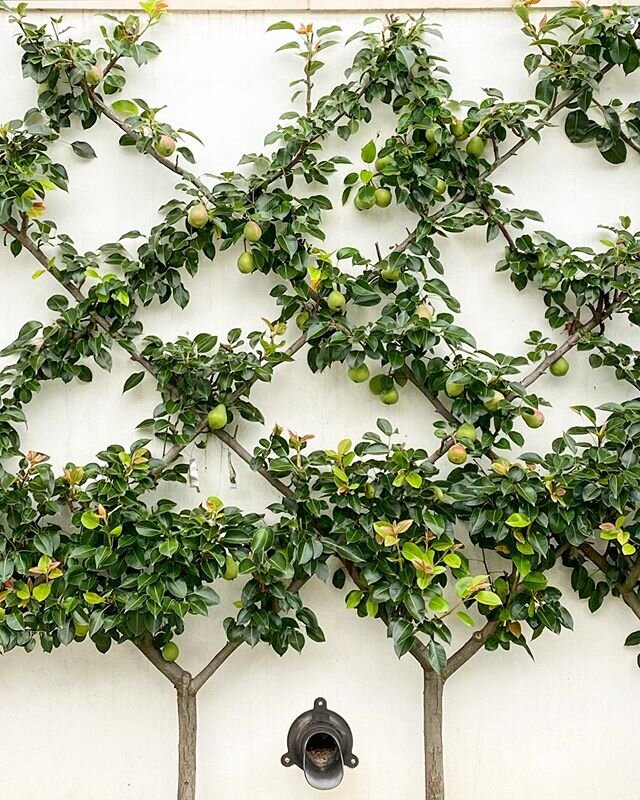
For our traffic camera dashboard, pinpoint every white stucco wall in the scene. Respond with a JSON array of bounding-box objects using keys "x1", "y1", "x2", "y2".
[{"x1": 1, "y1": 6, "x2": 640, "y2": 799}]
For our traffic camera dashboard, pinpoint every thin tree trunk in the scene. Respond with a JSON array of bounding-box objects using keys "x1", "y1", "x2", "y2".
[
  {"x1": 177, "y1": 680, "x2": 198, "y2": 800},
  {"x1": 423, "y1": 671, "x2": 445, "y2": 800}
]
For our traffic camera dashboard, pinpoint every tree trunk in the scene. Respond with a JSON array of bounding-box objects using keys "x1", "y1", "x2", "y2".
[
  {"x1": 177, "y1": 681, "x2": 198, "y2": 800},
  {"x1": 423, "y1": 671, "x2": 445, "y2": 800}
]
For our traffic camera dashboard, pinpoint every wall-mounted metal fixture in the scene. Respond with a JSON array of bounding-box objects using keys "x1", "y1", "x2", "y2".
[{"x1": 281, "y1": 697, "x2": 358, "y2": 790}]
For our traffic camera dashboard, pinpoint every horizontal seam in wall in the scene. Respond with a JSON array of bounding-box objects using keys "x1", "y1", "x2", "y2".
[{"x1": 16, "y1": 2, "x2": 584, "y2": 12}]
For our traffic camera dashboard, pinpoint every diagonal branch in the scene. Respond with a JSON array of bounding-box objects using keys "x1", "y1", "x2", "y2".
[
  {"x1": 443, "y1": 620, "x2": 500, "y2": 680},
  {"x1": 135, "y1": 632, "x2": 190, "y2": 688},
  {"x1": 579, "y1": 543, "x2": 640, "y2": 621},
  {"x1": 190, "y1": 641, "x2": 241, "y2": 694}
]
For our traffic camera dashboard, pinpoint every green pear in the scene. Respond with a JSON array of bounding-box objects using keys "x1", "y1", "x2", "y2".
[
  {"x1": 327, "y1": 290, "x2": 346, "y2": 311},
  {"x1": 223, "y1": 555, "x2": 239, "y2": 581},
  {"x1": 450, "y1": 118, "x2": 468, "y2": 140},
  {"x1": 237, "y1": 252, "x2": 255, "y2": 274},
  {"x1": 484, "y1": 390, "x2": 505, "y2": 411},
  {"x1": 375, "y1": 155, "x2": 393, "y2": 171},
  {"x1": 354, "y1": 194, "x2": 374, "y2": 211},
  {"x1": 448, "y1": 444, "x2": 467, "y2": 464},
  {"x1": 491, "y1": 457, "x2": 511, "y2": 476},
  {"x1": 445, "y1": 380, "x2": 465, "y2": 398},
  {"x1": 374, "y1": 188, "x2": 392, "y2": 208},
  {"x1": 155, "y1": 135, "x2": 176, "y2": 157},
  {"x1": 187, "y1": 203, "x2": 208, "y2": 228},
  {"x1": 425, "y1": 126, "x2": 440, "y2": 143},
  {"x1": 380, "y1": 387, "x2": 399, "y2": 405},
  {"x1": 434, "y1": 178, "x2": 447, "y2": 195},
  {"x1": 295, "y1": 310, "x2": 309, "y2": 330},
  {"x1": 207, "y1": 404, "x2": 228, "y2": 431},
  {"x1": 549, "y1": 356, "x2": 569, "y2": 377},
  {"x1": 369, "y1": 375, "x2": 385, "y2": 395},
  {"x1": 348, "y1": 364, "x2": 370, "y2": 383},
  {"x1": 162, "y1": 642, "x2": 180, "y2": 662},
  {"x1": 456, "y1": 423, "x2": 477, "y2": 441},
  {"x1": 243, "y1": 220, "x2": 262, "y2": 242},
  {"x1": 85, "y1": 65, "x2": 103, "y2": 86},
  {"x1": 466, "y1": 136, "x2": 486, "y2": 157},
  {"x1": 522, "y1": 409, "x2": 545, "y2": 428}
]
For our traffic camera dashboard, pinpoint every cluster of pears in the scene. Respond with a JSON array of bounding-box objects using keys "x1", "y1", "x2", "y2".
[
  {"x1": 354, "y1": 155, "x2": 393, "y2": 211},
  {"x1": 348, "y1": 362, "x2": 400, "y2": 405},
  {"x1": 422, "y1": 119, "x2": 487, "y2": 160},
  {"x1": 447, "y1": 422, "x2": 478, "y2": 465},
  {"x1": 237, "y1": 221, "x2": 263, "y2": 274}
]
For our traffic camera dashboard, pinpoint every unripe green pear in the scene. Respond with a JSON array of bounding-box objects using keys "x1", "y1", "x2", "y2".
[
  {"x1": 491, "y1": 457, "x2": 511, "y2": 476},
  {"x1": 380, "y1": 387, "x2": 399, "y2": 405},
  {"x1": 448, "y1": 443, "x2": 467, "y2": 464},
  {"x1": 364, "y1": 483, "x2": 375, "y2": 499},
  {"x1": 295, "y1": 310, "x2": 309, "y2": 330},
  {"x1": 375, "y1": 155, "x2": 393, "y2": 171},
  {"x1": 354, "y1": 194, "x2": 374, "y2": 211},
  {"x1": 243, "y1": 220, "x2": 262, "y2": 242},
  {"x1": 223, "y1": 555, "x2": 239, "y2": 581},
  {"x1": 522, "y1": 409, "x2": 545, "y2": 428},
  {"x1": 456, "y1": 423, "x2": 477, "y2": 441},
  {"x1": 466, "y1": 136, "x2": 486, "y2": 157},
  {"x1": 327, "y1": 290, "x2": 346, "y2": 312},
  {"x1": 484, "y1": 390, "x2": 505, "y2": 411},
  {"x1": 549, "y1": 356, "x2": 569, "y2": 377},
  {"x1": 348, "y1": 364, "x2": 370, "y2": 383},
  {"x1": 155, "y1": 135, "x2": 176, "y2": 157},
  {"x1": 450, "y1": 118, "x2": 468, "y2": 140},
  {"x1": 434, "y1": 178, "x2": 447, "y2": 195},
  {"x1": 85, "y1": 65, "x2": 103, "y2": 86},
  {"x1": 369, "y1": 375, "x2": 385, "y2": 395},
  {"x1": 207, "y1": 404, "x2": 228, "y2": 431},
  {"x1": 445, "y1": 380, "x2": 465, "y2": 398},
  {"x1": 381, "y1": 262, "x2": 401, "y2": 282},
  {"x1": 374, "y1": 188, "x2": 392, "y2": 208},
  {"x1": 187, "y1": 203, "x2": 208, "y2": 228},
  {"x1": 237, "y1": 251, "x2": 255, "y2": 274},
  {"x1": 162, "y1": 642, "x2": 180, "y2": 662},
  {"x1": 425, "y1": 126, "x2": 440, "y2": 143},
  {"x1": 426, "y1": 142, "x2": 439, "y2": 156}
]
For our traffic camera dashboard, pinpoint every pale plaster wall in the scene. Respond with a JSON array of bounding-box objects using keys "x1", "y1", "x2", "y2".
[{"x1": 1, "y1": 6, "x2": 640, "y2": 799}]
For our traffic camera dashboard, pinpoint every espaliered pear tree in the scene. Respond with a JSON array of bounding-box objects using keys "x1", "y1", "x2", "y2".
[{"x1": 1, "y1": 2, "x2": 640, "y2": 800}]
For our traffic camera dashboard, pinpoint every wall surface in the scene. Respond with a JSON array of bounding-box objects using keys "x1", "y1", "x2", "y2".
[{"x1": 1, "y1": 5, "x2": 640, "y2": 800}]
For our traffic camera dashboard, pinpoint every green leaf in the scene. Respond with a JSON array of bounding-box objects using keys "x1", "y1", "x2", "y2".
[
  {"x1": 123, "y1": 372, "x2": 145, "y2": 393},
  {"x1": 475, "y1": 590, "x2": 502, "y2": 607},
  {"x1": 506, "y1": 513, "x2": 531, "y2": 528},
  {"x1": 625, "y1": 631, "x2": 640, "y2": 647},
  {"x1": 457, "y1": 611, "x2": 475, "y2": 627},
  {"x1": 71, "y1": 141, "x2": 97, "y2": 159},
  {"x1": 81, "y1": 511, "x2": 101, "y2": 530},
  {"x1": 426, "y1": 639, "x2": 447, "y2": 674},
  {"x1": 523, "y1": 572, "x2": 548, "y2": 592},
  {"x1": 33, "y1": 583, "x2": 51, "y2": 602},
  {"x1": 111, "y1": 99, "x2": 139, "y2": 117},
  {"x1": 84, "y1": 592, "x2": 105, "y2": 605},
  {"x1": 267, "y1": 20, "x2": 295, "y2": 31},
  {"x1": 361, "y1": 140, "x2": 376, "y2": 163}
]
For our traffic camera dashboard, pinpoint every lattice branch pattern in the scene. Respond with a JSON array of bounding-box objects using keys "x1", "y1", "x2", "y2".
[{"x1": 1, "y1": 4, "x2": 640, "y2": 799}]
